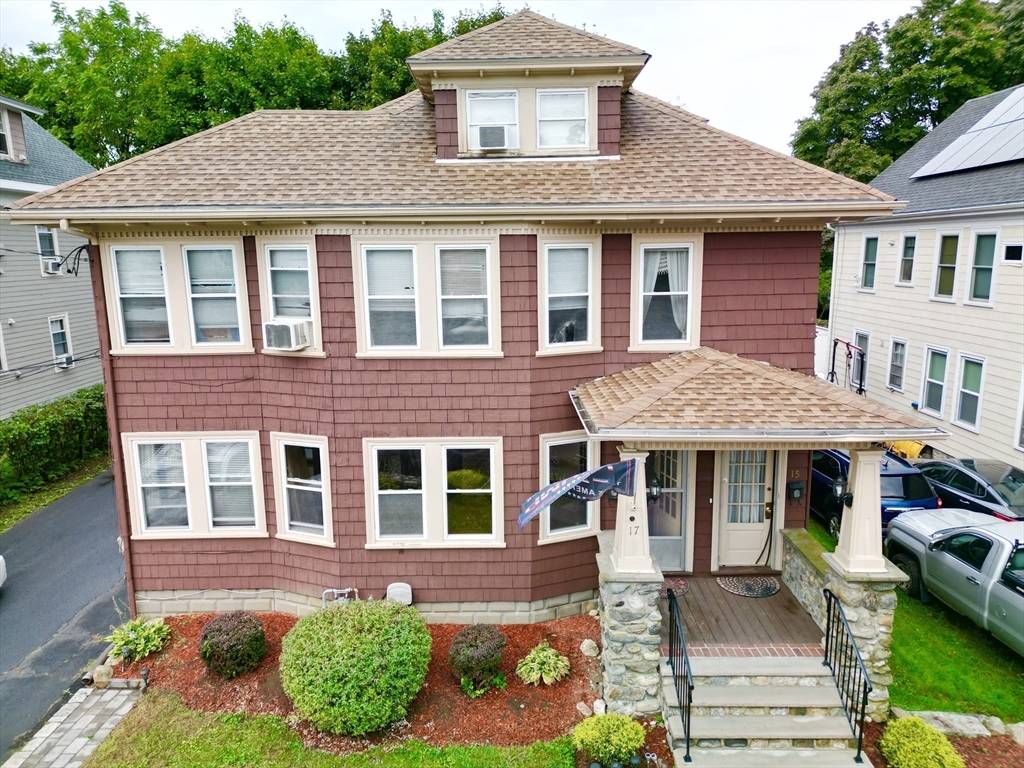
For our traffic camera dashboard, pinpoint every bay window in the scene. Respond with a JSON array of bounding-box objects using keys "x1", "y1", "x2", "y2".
[{"x1": 539, "y1": 433, "x2": 598, "y2": 543}]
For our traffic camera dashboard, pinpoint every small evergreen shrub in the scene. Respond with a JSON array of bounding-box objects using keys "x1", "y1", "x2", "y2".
[
  {"x1": 199, "y1": 611, "x2": 266, "y2": 679},
  {"x1": 280, "y1": 599, "x2": 431, "y2": 735},
  {"x1": 516, "y1": 640, "x2": 570, "y2": 685},
  {"x1": 879, "y1": 716, "x2": 964, "y2": 768},
  {"x1": 449, "y1": 624, "x2": 507, "y2": 696},
  {"x1": 106, "y1": 617, "x2": 171, "y2": 664},
  {"x1": 573, "y1": 714, "x2": 646, "y2": 765}
]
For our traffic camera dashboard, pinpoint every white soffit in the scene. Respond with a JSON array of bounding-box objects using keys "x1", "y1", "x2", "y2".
[{"x1": 912, "y1": 86, "x2": 1024, "y2": 178}]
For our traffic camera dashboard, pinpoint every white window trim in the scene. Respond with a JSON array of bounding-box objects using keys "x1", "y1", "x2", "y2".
[
  {"x1": 919, "y1": 344, "x2": 950, "y2": 420},
  {"x1": 1014, "y1": 370, "x2": 1024, "y2": 453},
  {"x1": 37, "y1": 226, "x2": 60, "y2": 275},
  {"x1": 110, "y1": 244, "x2": 174, "y2": 349},
  {"x1": 0, "y1": 109, "x2": 11, "y2": 159},
  {"x1": 1003, "y1": 242, "x2": 1023, "y2": 266},
  {"x1": 895, "y1": 232, "x2": 918, "y2": 287},
  {"x1": 852, "y1": 329, "x2": 870, "y2": 389},
  {"x1": 182, "y1": 244, "x2": 246, "y2": 347},
  {"x1": 536, "y1": 88, "x2": 589, "y2": 149},
  {"x1": 270, "y1": 432, "x2": 335, "y2": 548},
  {"x1": 628, "y1": 235, "x2": 703, "y2": 353},
  {"x1": 887, "y1": 336, "x2": 908, "y2": 392},
  {"x1": 952, "y1": 352, "x2": 986, "y2": 433},
  {"x1": 930, "y1": 230, "x2": 962, "y2": 303},
  {"x1": 0, "y1": 324, "x2": 7, "y2": 372},
  {"x1": 256, "y1": 237, "x2": 324, "y2": 357},
  {"x1": 466, "y1": 89, "x2": 520, "y2": 151},
  {"x1": 363, "y1": 436, "x2": 505, "y2": 549},
  {"x1": 538, "y1": 431, "x2": 599, "y2": 545},
  {"x1": 362, "y1": 243, "x2": 421, "y2": 351},
  {"x1": 372, "y1": 445, "x2": 427, "y2": 543},
  {"x1": 123, "y1": 431, "x2": 267, "y2": 540},
  {"x1": 963, "y1": 230, "x2": 999, "y2": 307},
  {"x1": 858, "y1": 233, "x2": 879, "y2": 292},
  {"x1": 435, "y1": 243, "x2": 494, "y2": 351},
  {"x1": 48, "y1": 313, "x2": 73, "y2": 370},
  {"x1": 537, "y1": 238, "x2": 602, "y2": 356}
]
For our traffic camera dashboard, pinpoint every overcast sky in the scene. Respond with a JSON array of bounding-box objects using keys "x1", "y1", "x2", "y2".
[{"x1": 0, "y1": 0, "x2": 919, "y2": 154}]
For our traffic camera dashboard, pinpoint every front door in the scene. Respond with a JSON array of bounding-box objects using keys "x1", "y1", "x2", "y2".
[
  {"x1": 718, "y1": 449, "x2": 775, "y2": 567},
  {"x1": 647, "y1": 450, "x2": 689, "y2": 572}
]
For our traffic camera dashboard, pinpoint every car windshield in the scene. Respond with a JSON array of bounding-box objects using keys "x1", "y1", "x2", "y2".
[
  {"x1": 881, "y1": 474, "x2": 933, "y2": 500},
  {"x1": 991, "y1": 467, "x2": 1024, "y2": 507}
]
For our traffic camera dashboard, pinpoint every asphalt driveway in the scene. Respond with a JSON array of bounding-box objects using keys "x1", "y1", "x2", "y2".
[{"x1": 0, "y1": 469, "x2": 125, "y2": 762}]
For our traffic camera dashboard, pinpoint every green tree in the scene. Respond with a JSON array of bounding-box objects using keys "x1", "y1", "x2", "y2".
[
  {"x1": 0, "y1": 48, "x2": 39, "y2": 102},
  {"x1": 137, "y1": 32, "x2": 217, "y2": 151}
]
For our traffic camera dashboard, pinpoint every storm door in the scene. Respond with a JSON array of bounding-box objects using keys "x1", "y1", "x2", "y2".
[{"x1": 646, "y1": 450, "x2": 689, "y2": 572}]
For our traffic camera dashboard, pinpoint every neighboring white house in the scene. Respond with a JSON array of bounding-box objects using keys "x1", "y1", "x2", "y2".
[
  {"x1": 0, "y1": 95, "x2": 99, "y2": 418},
  {"x1": 831, "y1": 85, "x2": 1024, "y2": 466}
]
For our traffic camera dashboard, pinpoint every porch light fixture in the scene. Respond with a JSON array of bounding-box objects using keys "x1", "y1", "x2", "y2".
[
  {"x1": 647, "y1": 475, "x2": 662, "y2": 502},
  {"x1": 607, "y1": 488, "x2": 618, "y2": 501},
  {"x1": 832, "y1": 478, "x2": 846, "y2": 499}
]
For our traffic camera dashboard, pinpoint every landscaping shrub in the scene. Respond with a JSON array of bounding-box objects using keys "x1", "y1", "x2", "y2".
[
  {"x1": 199, "y1": 611, "x2": 266, "y2": 679},
  {"x1": 449, "y1": 624, "x2": 507, "y2": 697},
  {"x1": 0, "y1": 384, "x2": 108, "y2": 504},
  {"x1": 879, "y1": 716, "x2": 964, "y2": 768},
  {"x1": 572, "y1": 714, "x2": 646, "y2": 765},
  {"x1": 279, "y1": 599, "x2": 431, "y2": 736},
  {"x1": 106, "y1": 616, "x2": 171, "y2": 664},
  {"x1": 516, "y1": 640, "x2": 570, "y2": 685}
]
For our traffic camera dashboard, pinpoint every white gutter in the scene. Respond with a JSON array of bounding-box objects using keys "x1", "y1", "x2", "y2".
[
  {"x1": 857, "y1": 200, "x2": 1023, "y2": 225},
  {"x1": 0, "y1": 180, "x2": 52, "y2": 194}
]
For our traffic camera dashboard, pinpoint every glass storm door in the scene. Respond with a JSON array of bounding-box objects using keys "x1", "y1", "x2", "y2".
[
  {"x1": 646, "y1": 450, "x2": 689, "y2": 572},
  {"x1": 718, "y1": 449, "x2": 775, "y2": 566}
]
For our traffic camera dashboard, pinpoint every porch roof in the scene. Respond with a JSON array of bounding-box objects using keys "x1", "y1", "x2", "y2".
[{"x1": 569, "y1": 347, "x2": 948, "y2": 443}]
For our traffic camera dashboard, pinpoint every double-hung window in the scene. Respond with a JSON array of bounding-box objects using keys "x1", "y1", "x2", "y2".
[
  {"x1": 921, "y1": 347, "x2": 948, "y2": 417},
  {"x1": 539, "y1": 433, "x2": 597, "y2": 543},
  {"x1": 48, "y1": 314, "x2": 72, "y2": 367},
  {"x1": 270, "y1": 433, "x2": 333, "y2": 545},
  {"x1": 203, "y1": 441, "x2": 257, "y2": 528},
  {"x1": 136, "y1": 442, "x2": 189, "y2": 530},
  {"x1": 0, "y1": 110, "x2": 9, "y2": 156},
  {"x1": 546, "y1": 245, "x2": 592, "y2": 348},
  {"x1": 184, "y1": 247, "x2": 242, "y2": 344},
  {"x1": 898, "y1": 235, "x2": 916, "y2": 284},
  {"x1": 365, "y1": 246, "x2": 418, "y2": 348},
  {"x1": 933, "y1": 235, "x2": 959, "y2": 299},
  {"x1": 438, "y1": 246, "x2": 490, "y2": 348},
  {"x1": 852, "y1": 330, "x2": 870, "y2": 389},
  {"x1": 954, "y1": 355, "x2": 985, "y2": 430},
  {"x1": 267, "y1": 246, "x2": 312, "y2": 319},
  {"x1": 113, "y1": 247, "x2": 171, "y2": 345},
  {"x1": 888, "y1": 338, "x2": 906, "y2": 391},
  {"x1": 365, "y1": 437, "x2": 504, "y2": 548},
  {"x1": 967, "y1": 234, "x2": 996, "y2": 304},
  {"x1": 640, "y1": 245, "x2": 691, "y2": 343},
  {"x1": 37, "y1": 226, "x2": 57, "y2": 261},
  {"x1": 538, "y1": 89, "x2": 587, "y2": 148},
  {"x1": 860, "y1": 237, "x2": 878, "y2": 290},
  {"x1": 467, "y1": 90, "x2": 518, "y2": 150}
]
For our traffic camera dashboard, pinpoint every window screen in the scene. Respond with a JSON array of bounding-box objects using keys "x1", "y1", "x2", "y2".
[
  {"x1": 115, "y1": 249, "x2": 170, "y2": 344},
  {"x1": 548, "y1": 247, "x2": 589, "y2": 345},
  {"x1": 366, "y1": 248, "x2": 417, "y2": 347}
]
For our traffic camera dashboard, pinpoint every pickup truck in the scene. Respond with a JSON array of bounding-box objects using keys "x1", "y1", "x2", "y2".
[{"x1": 885, "y1": 508, "x2": 1024, "y2": 657}]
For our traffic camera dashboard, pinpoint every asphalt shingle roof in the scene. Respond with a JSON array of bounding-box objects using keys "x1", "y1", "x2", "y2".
[{"x1": 0, "y1": 113, "x2": 94, "y2": 189}]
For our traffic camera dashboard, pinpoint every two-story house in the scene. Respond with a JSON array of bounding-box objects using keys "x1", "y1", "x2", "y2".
[
  {"x1": 0, "y1": 95, "x2": 99, "y2": 417},
  {"x1": 831, "y1": 85, "x2": 1024, "y2": 466},
  {"x1": 4, "y1": 11, "x2": 943, "y2": 626}
]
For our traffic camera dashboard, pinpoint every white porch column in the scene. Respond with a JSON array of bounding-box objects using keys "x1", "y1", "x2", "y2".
[
  {"x1": 831, "y1": 448, "x2": 887, "y2": 573},
  {"x1": 610, "y1": 445, "x2": 656, "y2": 574}
]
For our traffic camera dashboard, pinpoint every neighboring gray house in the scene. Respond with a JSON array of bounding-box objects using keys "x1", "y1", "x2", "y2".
[
  {"x1": 0, "y1": 95, "x2": 100, "y2": 418},
  {"x1": 831, "y1": 85, "x2": 1024, "y2": 464}
]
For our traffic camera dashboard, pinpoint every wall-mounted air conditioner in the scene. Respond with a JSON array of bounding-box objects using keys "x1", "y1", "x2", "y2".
[
  {"x1": 43, "y1": 260, "x2": 63, "y2": 275},
  {"x1": 262, "y1": 319, "x2": 312, "y2": 351},
  {"x1": 477, "y1": 125, "x2": 507, "y2": 150},
  {"x1": 55, "y1": 354, "x2": 73, "y2": 369}
]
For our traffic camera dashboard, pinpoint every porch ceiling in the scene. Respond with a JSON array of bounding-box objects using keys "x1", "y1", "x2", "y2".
[{"x1": 570, "y1": 347, "x2": 948, "y2": 443}]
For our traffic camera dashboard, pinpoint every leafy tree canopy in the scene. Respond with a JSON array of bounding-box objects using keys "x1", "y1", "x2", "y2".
[
  {"x1": 792, "y1": 0, "x2": 1022, "y2": 182},
  {"x1": 2, "y1": 2, "x2": 508, "y2": 166}
]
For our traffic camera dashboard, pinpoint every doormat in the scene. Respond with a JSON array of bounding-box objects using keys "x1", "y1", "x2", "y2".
[
  {"x1": 660, "y1": 577, "x2": 689, "y2": 598},
  {"x1": 716, "y1": 575, "x2": 780, "y2": 598}
]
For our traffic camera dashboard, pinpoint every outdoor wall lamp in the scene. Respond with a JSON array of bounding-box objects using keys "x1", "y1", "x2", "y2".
[
  {"x1": 607, "y1": 488, "x2": 618, "y2": 501},
  {"x1": 647, "y1": 475, "x2": 662, "y2": 502},
  {"x1": 832, "y1": 478, "x2": 853, "y2": 507}
]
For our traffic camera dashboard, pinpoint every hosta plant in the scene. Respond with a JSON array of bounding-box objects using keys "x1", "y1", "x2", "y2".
[
  {"x1": 516, "y1": 640, "x2": 570, "y2": 685},
  {"x1": 106, "y1": 617, "x2": 171, "y2": 664}
]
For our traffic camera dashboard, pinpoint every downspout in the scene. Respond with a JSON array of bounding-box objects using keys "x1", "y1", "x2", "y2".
[{"x1": 88, "y1": 241, "x2": 137, "y2": 615}]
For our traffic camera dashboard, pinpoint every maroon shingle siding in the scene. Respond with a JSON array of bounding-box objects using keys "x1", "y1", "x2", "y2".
[
  {"x1": 784, "y1": 450, "x2": 811, "y2": 529},
  {"x1": 691, "y1": 451, "x2": 716, "y2": 575},
  {"x1": 434, "y1": 90, "x2": 458, "y2": 160},
  {"x1": 597, "y1": 87, "x2": 621, "y2": 156}
]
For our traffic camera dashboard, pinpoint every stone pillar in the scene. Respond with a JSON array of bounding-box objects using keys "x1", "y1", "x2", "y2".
[
  {"x1": 833, "y1": 448, "x2": 886, "y2": 573},
  {"x1": 822, "y1": 553, "x2": 908, "y2": 722},
  {"x1": 596, "y1": 532, "x2": 664, "y2": 716},
  {"x1": 611, "y1": 446, "x2": 655, "y2": 574}
]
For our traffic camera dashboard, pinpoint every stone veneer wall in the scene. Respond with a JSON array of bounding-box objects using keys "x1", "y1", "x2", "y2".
[
  {"x1": 596, "y1": 533, "x2": 663, "y2": 716},
  {"x1": 135, "y1": 588, "x2": 598, "y2": 624},
  {"x1": 781, "y1": 529, "x2": 828, "y2": 631}
]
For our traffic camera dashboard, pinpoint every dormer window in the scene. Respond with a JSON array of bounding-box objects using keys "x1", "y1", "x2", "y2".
[
  {"x1": 467, "y1": 91, "x2": 519, "y2": 150},
  {"x1": 538, "y1": 90, "x2": 587, "y2": 148},
  {"x1": 0, "y1": 109, "x2": 9, "y2": 157}
]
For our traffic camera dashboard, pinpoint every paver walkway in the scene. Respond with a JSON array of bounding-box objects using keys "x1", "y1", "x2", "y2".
[{"x1": 2, "y1": 687, "x2": 140, "y2": 768}]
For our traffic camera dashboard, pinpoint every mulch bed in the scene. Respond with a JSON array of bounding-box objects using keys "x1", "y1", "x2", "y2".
[
  {"x1": 113, "y1": 611, "x2": 675, "y2": 764},
  {"x1": 862, "y1": 720, "x2": 1024, "y2": 768}
]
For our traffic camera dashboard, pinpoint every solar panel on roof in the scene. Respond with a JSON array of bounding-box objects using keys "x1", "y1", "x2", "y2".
[{"x1": 911, "y1": 86, "x2": 1024, "y2": 178}]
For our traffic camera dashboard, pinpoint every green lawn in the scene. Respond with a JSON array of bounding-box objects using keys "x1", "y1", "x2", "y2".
[
  {"x1": 82, "y1": 690, "x2": 575, "y2": 768},
  {"x1": 807, "y1": 517, "x2": 837, "y2": 552},
  {"x1": 0, "y1": 453, "x2": 111, "y2": 534}
]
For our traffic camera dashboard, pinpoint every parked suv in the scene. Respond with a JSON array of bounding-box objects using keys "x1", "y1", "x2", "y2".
[
  {"x1": 915, "y1": 459, "x2": 1024, "y2": 521},
  {"x1": 810, "y1": 449, "x2": 940, "y2": 540}
]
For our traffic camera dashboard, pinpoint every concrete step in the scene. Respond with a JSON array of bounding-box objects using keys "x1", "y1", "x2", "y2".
[
  {"x1": 673, "y1": 656, "x2": 833, "y2": 685},
  {"x1": 667, "y1": 713, "x2": 856, "y2": 749},
  {"x1": 664, "y1": 680, "x2": 842, "y2": 712},
  {"x1": 675, "y1": 748, "x2": 868, "y2": 766}
]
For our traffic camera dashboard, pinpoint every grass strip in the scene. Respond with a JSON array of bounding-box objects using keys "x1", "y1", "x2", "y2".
[
  {"x1": 0, "y1": 453, "x2": 111, "y2": 534},
  {"x1": 82, "y1": 689, "x2": 576, "y2": 768}
]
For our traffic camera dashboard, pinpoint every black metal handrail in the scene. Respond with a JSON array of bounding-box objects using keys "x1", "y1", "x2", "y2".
[
  {"x1": 667, "y1": 589, "x2": 694, "y2": 763},
  {"x1": 823, "y1": 588, "x2": 872, "y2": 763}
]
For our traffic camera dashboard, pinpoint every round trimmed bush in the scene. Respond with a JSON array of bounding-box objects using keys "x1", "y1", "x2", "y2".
[
  {"x1": 199, "y1": 611, "x2": 266, "y2": 679},
  {"x1": 879, "y1": 716, "x2": 964, "y2": 768},
  {"x1": 280, "y1": 599, "x2": 431, "y2": 736},
  {"x1": 448, "y1": 624, "x2": 506, "y2": 690},
  {"x1": 573, "y1": 713, "x2": 646, "y2": 765}
]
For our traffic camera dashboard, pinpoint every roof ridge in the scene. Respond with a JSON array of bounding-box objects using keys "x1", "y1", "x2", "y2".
[
  {"x1": 6, "y1": 110, "x2": 266, "y2": 210},
  {"x1": 627, "y1": 91, "x2": 895, "y2": 203},
  {"x1": 596, "y1": 353, "x2": 715, "y2": 429}
]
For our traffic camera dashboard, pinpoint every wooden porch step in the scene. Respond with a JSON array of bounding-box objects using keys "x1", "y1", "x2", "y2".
[{"x1": 676, "y1": 748, "x2": 866, "y2": 766}]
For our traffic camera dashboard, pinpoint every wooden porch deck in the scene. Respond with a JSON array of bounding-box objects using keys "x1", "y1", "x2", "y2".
[{"x1": 661, "y1": 577, "x2": 823, "y2": 647}]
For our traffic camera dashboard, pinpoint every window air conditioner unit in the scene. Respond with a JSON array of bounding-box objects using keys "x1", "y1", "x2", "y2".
[
  {"x1": 477, "y1": 125, "x2": 507, "y2": 150},
  {"x1": 262, "y1": 319, "x2": 312, "y2": 351},
  {"x1": 43, "y1": 260, "x2": 63, "y2": 275},
  {"x1": 55, "y1": 354, "x2": 73, "y2": 369}
]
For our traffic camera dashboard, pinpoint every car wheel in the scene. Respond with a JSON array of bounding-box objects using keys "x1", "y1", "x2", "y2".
[
  {"x1": 891, "y1": 554, "x2": 922, "y2": 600},
  {"x1": 827, "y1": 514, "x2": 841, "y2": 541}
]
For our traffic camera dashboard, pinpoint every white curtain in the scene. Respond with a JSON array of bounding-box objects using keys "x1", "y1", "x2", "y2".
[
  {"x1": 666, "y1": 249, "x2": 688, "y2": 336},
  {"x1": 642, "y1": 250, "x2": 659, "y2": 316}
]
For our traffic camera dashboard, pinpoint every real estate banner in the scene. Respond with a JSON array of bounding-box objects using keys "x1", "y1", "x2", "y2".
[{"x1": 517, "y1": 460, "x2": 637, "y2": 529}]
